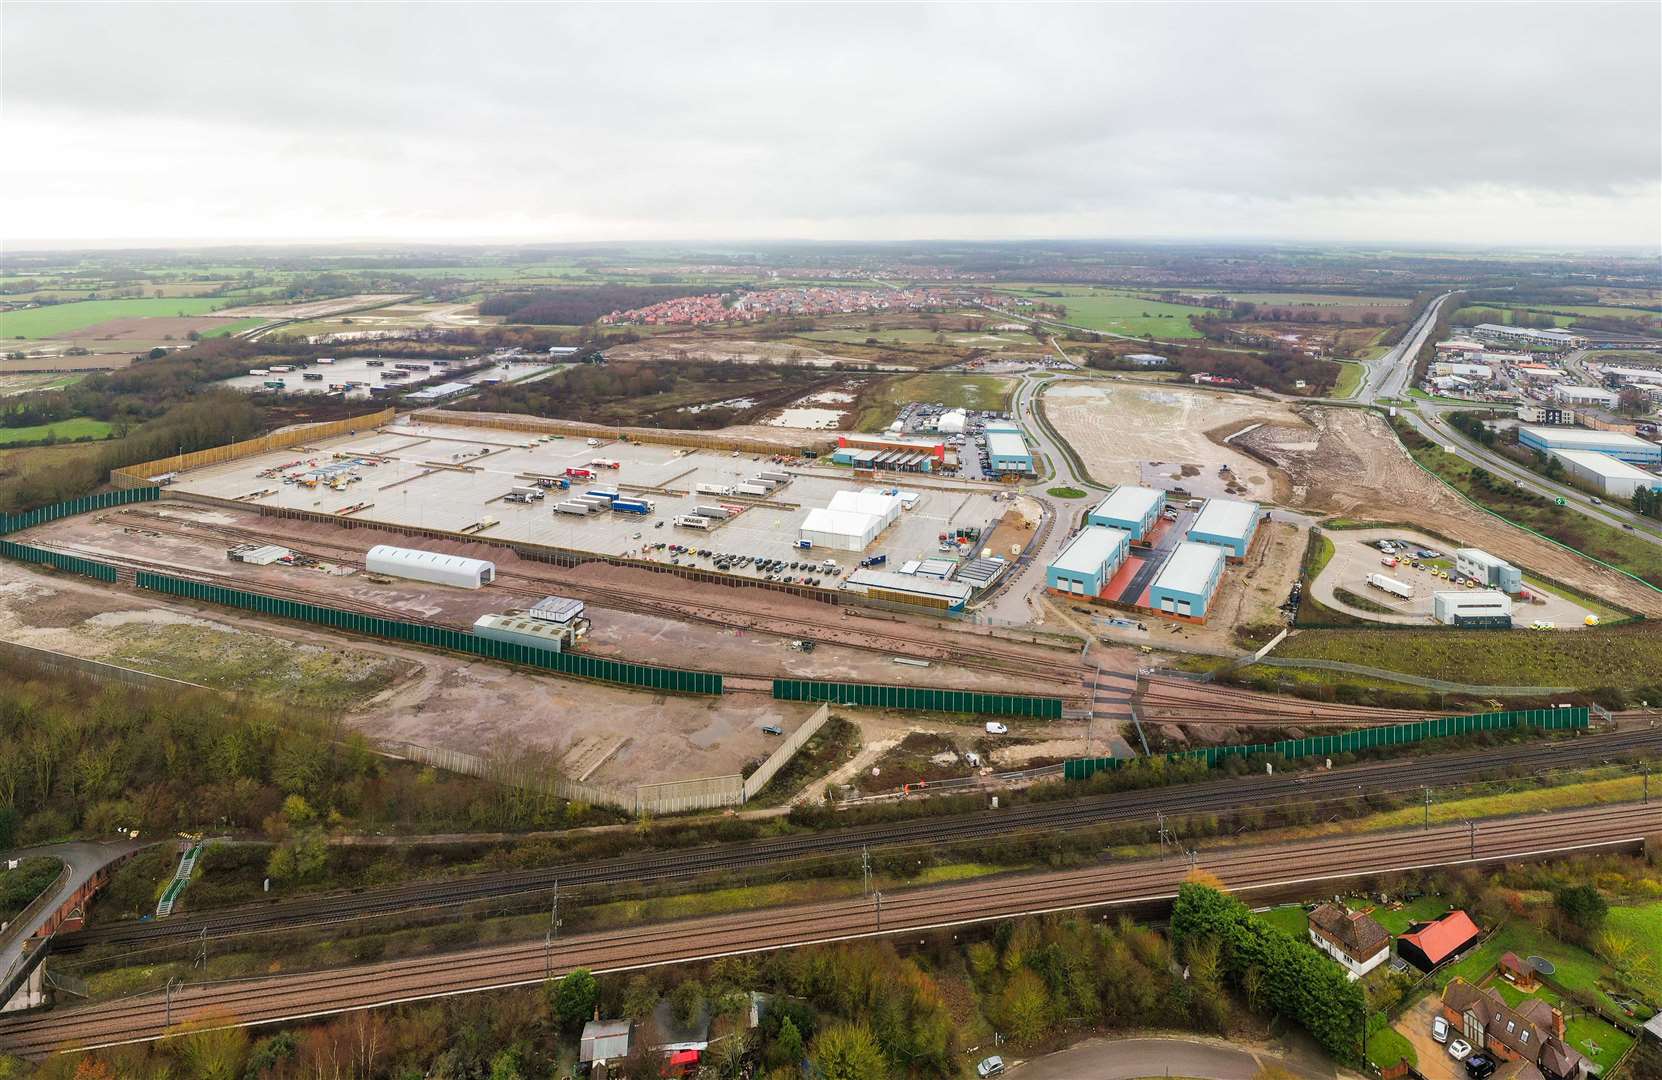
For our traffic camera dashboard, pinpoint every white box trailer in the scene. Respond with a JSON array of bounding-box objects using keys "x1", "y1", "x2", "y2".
[
  {"x1": 759, "y1": 471, "x2": 791, "y2": 483},
  {"x1": 554, "y1": 500, "x2": 593, "y2": 516},
  {"x1": 1366, "y1": 573, "x2": 1413, "y2": 599},
  {"x1": 696, "y1": 483, "x2": 734, "y2": 496},
  {"x1": 734, "y1": 483, "x2": 770, "y2": 497},
  {"x1": 693, "y1": 505, "x2": 731, "y2": 519},
  {"x1": 747, "y1": 476, "x2": 779, "y2": 489},
  {"x1": 674, "y1": 514, "x2": 713, "y2": 530}
]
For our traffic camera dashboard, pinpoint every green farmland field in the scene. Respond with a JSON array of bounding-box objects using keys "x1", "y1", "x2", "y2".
[
  {"x1": 995, "y1": 287, "x2": 1214, "y2": 339},
  {"x1": 0, "y1": 298, "x2": 232, "y2": 339},
  {"x1": 0, "y1": 418, "x2": 115, "y2": 445}
]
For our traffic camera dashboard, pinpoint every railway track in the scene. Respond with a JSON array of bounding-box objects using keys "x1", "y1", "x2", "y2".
[
  {"x1": 53, "y1": 724, "x2": 1662, "y2": 954},
  {"x1": 1137, "y1": 674, "x2": 1464, "y2": 725},
  {"x1": 90, "y1": 506, "x2": 1092, "y2": 694},
  {"x1": 11, "y1": 802, "x2": 1660, "y2": 1058}
]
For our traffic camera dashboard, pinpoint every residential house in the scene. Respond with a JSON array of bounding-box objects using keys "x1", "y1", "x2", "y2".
[
  {"x1": 1306, "y1": 903, "x2": 1391, "y2": 980},
  {"x1": 1441, "y1": 978, "x2": 1588, "y2": 1079},
  {"x1": 1396, "y1": 909, "x2": 1482, "y2": 972}
]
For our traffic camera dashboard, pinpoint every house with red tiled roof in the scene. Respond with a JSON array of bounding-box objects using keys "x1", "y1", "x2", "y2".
[
  {"x1": 1306, "y1": 904, "x2": 1391, "y2": 980},
  {"x1": 1397, "y1": 909, "x2": 1482, "y2": 972},
  {"x1": 1440, "y1": 978, "x2": 1588, "y2": 1079}
]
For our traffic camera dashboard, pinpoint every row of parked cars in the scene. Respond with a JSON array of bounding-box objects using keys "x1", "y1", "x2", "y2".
[{"x1": 648, "y1": 543, "x2": 844, "y2": 584}]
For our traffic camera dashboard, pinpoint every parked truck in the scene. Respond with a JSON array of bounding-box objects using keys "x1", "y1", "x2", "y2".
[
  {"x1": 612, "y1": 498, "x2": 653, "y2": 515},
  {"x1": 696, "y1": 483, "x2": 735, "y2": 496},
  {"x1": 674, "y1": 514, "x2": 712, "y2": 530},
  {"x1": 554, "y1": 501, "x2": 592, "y2": 516},
  {"x1": 1365, "y1": 573, "x2": 1414, "y2": 599}
]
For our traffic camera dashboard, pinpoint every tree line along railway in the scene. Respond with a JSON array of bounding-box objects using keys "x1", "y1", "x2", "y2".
[
  {"x1": 51, "y1": 722, "x2": 1662, "y2": 955},
  {"x1": 10, "y1": 802, "x2": 1662, "y2": 1059}
]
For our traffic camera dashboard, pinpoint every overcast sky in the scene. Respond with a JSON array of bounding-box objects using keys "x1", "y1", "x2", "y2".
[{"x1": 4, "y1": 2, "x2": 1659, "y2": 250}]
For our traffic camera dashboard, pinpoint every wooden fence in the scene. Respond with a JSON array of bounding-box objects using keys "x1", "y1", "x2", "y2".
[{"x1": 111, "y1": 408, "x2": 396, "y2": 486}]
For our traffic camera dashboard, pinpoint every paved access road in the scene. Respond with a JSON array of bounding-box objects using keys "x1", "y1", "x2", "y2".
[
  {"x1": 1007, "y1": 1035, "x2": 1360, "y2": 1080},
  {"x1": 1, "y1": 840, "x2": 149, "y2": 1003}
]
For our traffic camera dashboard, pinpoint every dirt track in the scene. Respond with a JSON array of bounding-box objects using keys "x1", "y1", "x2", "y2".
[{"x1": 1238, "y1": 406, "x2": 1662, "y2": 617}]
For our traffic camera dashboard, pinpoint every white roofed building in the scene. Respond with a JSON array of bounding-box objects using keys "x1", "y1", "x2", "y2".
[
  {"x1": 799, "y1": 508, "x2": 881, "y2": 551},
  {"x1": 365, "y1": 545, "x2": 495, "y2": 589}
]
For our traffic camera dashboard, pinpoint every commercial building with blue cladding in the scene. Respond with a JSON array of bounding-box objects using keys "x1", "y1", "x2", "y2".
[
  {"x1": 1186, "y1": 497, "x2": 1262, "y2": 558},
  {"x1": 1148, "y1": 541, "x2": 1226, "y2": 619},
  {"x1": 1045, "y1": 526, "x2": 1130, "y2": 596},
  {"x1": 1518, "y1": 425, "x2": 1662, "y2": 465},
  {"x1": 1086, "y1": 485, "x2": 1165, "y2": 540}
]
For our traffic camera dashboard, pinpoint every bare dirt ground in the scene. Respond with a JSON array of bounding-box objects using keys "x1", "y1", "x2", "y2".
[
  {"x1": 0, "y1": 355, "x2": 132, "y2": 373},
  {"x1": 215, "y1": 294, "x2": 411, "y2": 319},
  {"x1": 57, "y1": 315, "x2": 250, "y2": 344},
  {"x1": 1043, "y1": 382, "x2": 1293, "y2": 496},
  {"x1": 0, "y1": 559, "x2": 816, "y2": 787},
  {"x1": 1238, "y1": 406, "x2": 1662, "y2": 616}
]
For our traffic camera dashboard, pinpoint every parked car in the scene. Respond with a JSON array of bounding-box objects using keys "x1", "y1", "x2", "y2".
[
  {"x1": 985, "y1": 722, "x2": 1009, "y2": 735},
  {"x1": 1465, "y1": 1055, "x2": 1496, "y2": 1080},
  {"x1": 1447, "y1": 1038, "x2": 1473, "y2": 1061},
  {"x1": 760, "y1": 724, "x2": 784, "y2": 736},
  {"x1": 976, "y1": 1057, "x2": 1006, "y2": 1078},
  {"x1": 1431, "y1": 1016, "x2": 1449, "y2": 1043}
]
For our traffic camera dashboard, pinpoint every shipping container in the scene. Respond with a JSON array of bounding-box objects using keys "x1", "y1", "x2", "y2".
[
  {"x1": 554, "y1": 501, "x2": 593, "y2": 516},
  {"x1": 674, "y1": 514, "x2": 713, "y2": 530}
]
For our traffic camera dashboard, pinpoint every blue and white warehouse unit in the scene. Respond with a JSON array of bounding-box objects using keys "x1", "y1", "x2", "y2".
[
  {"x1": 1148, "y1": 542, "x2": 1226, "y2": 620},
  {"x1": 983, "y1": 424, "x2": 1035, "y2": 475},
  {"x1": 1087, "y1": 484, "x2": 1165, "y2": 540},
  {"x1": 1186, "y1": 497, "x2": 1262, "y2": 558},
  {"x1": 1045, "y1": 526, "x2": 1131, "y2": 597},
  {"x1": 1518, "y1": 426, "x2": 1662, "y2": 465}
]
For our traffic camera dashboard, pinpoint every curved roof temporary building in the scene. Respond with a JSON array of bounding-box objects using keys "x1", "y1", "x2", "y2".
[{"x1": 366, "y1": 545, "x2": 495, "y2": 589}]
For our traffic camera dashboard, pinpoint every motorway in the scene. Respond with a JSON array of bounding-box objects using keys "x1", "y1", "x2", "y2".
[
  {"x1": 52, "y1": 724, "x2": 1662, "y2": 954},
  {"x1": 7, "y1": 802, "x2": 1659, "y2": 1057},
  {"x1": 1350, "y1": 290, "x2": 1662, "y2": 543}
]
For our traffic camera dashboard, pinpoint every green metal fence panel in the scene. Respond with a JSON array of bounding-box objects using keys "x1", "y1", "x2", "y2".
[
  {"x1": 771, "y1": 678, "x2": 1063, "y2": 718},
  {"x1": 133, "y1": 570, "x2": 721, "y2": 695},
  {"x1": 0, "y1": 486, "x2": 160, "y2": 536},
  {"x1": 0, "y1": 539, "x2": 118, "y2": 582},
  {"x1": 1063, "y1": 707, "x2": 1588, "y2": 779}
]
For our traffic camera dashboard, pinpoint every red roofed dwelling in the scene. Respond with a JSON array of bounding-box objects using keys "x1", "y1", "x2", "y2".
[{"x1": 1396, "y1": 909, "x2": 1482, "y2": 972}]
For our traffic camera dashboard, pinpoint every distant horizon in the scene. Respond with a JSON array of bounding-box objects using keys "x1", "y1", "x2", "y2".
[{"x1": 4, "y1": 236, "x2": 1659, "y2": 259}]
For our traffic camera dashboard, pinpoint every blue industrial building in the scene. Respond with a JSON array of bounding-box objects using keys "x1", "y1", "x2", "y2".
[
  {"x1": 984, "y1": 424, "x2": 1035, "y2": 475},
  {"x1": 1517, "y1": 426, "x2": 1662, "y2": 465},
  {"x1": 1148, "y1": 541, "x2": 1226, "y2": 620},
  {"x1": 1087, "y1": 484, "x2": 1166, "y2": 540},
  {"x1": 1186, "y1": 497, "x2": 1263, "y2": 559},
  {"x1": 1045, "y1": 526, "x2": 1130, "y2": 597}
]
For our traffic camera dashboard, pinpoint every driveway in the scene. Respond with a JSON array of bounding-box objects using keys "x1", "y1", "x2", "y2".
[{"x1": 1008, "y1": 1034, "x2": 1363, "y2": 1080}]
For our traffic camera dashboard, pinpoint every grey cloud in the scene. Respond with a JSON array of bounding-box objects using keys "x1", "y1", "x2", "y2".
[{"x1": 3, "y1": 1, "x2": 1657, "y2": 245}]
